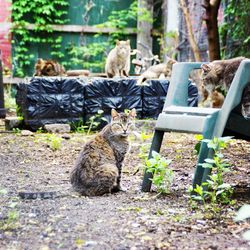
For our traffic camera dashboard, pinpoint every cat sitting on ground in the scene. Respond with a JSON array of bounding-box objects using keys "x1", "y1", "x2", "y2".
[
  {"x1": 34, "y1": 58, "x2": 66, "y2": 76},
  {"x1": 201, "y1": 57, "x2": 245, "y2": 108},
  {"x1": 137, "y1": 58, "x2": 176, "y2": 85},
  {"x1": 105, "y1": 40, "x2": 131, "y2": 78},
  {"x1": 70, "y1": 109, "x2": 136, "y2": 196}
]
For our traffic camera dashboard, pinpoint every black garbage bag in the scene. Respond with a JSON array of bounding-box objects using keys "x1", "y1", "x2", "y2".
[
  {"x1": 16, "y1": 77, "x2": 198, "y2": 131},
  {"x1": 84, "y1": 78, "x2": 142, "y2": 126},
  {"x1": 142, "y1": 79, "x2": 198, "y2": 119},
  {"x1": 16, "y1": 77, "x2": 85, "y2": 131}
]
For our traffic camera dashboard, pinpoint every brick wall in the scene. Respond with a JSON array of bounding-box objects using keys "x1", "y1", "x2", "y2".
[{"x1": 0, "y1": 0, "x2": 11, "y2": 69}]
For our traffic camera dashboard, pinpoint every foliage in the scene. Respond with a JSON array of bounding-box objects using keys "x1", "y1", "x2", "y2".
[
  {"x1": 4, "y1": 85, "x2": 17, "y2": 111},
  {"x1": 220, "y1": 0, "x2": 250, "y2": 58},
  {"x1": 67, "y1": 0, "x2": 155, "y2": 72},
  {"x1": 71, "y1": 110, "x2": 107, "y2": 135},
  {"x1": 66, "y1": 42, "x2": 109, "y2": 72},
  {"x1": 11, "y1": 0, "x2": 69, "y2": 76},
  {"x1": 45, "y1": 134, "x2": 62, "y2": 151},
  {"x1": 234, "y1": 204, "x2": 250, "y2": 241},
  {"x1": 189, "y1": 136, "x2": 234, "y2": 208},
  {"x1": 86, "y1": 110, "x2": 108, "y2": 135},
  {"x1": 96, "y1": 1, "x2": 139, "y2": 43},
  {"x1": 0, "y1": 188, "x2": 19, "y2": 231},
  {"x1": 145, "y1": 151, "x2": 174, "y2": 194}
]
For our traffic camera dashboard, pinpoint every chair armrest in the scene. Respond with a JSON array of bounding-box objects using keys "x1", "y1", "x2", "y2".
[{"x1": 164, "y1": 62, "x2": 203, "y2": 108}]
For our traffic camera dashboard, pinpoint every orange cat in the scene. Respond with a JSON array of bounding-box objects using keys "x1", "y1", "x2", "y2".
[{"x1": 34, "y1": 58, "x2": 65, "y2": 76}]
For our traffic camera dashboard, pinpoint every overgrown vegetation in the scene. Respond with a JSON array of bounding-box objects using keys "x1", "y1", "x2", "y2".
[
  {"x1": 189, "y1": 136, "x2": 234, "y2": 211},
  {"x1": 220, "y1": 0, "x2": 250, "y2": 58},
  {"x1": 11, "y1": 0, "x2": 69, "y2": 76},
  {"x1": 145, "y1": 151, "x2": 174, "y2": 194},
  {"x1": 66, "y1": 0, "x2": 140, "y2": 72},
  {"x1": 71, "y1": 110, "x2": 108, "y2": 135}
]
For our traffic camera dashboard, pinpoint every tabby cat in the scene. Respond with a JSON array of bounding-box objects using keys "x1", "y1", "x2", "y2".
[
  {"x1": 201, "y1": 57, "x2": 246, "y2": 94},
  {"x1": 70, "y1": 109, "x2": 136, "y2": 196},
  {"x1": 105, "y1": 40, "x2": 131, "y2": 78},
  {"x1": 201, "y1": 57, "x2": 245, "y2": 108},
  {"x1": 34, "y1": 58, "x2": 66, "y2": 76},
  {"x1": 137, "y1": 58, "x2": 176, "y2": 85}
]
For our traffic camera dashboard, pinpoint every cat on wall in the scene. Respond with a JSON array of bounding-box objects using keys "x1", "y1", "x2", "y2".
[
  {"x1": 201, "y1": 57, "x2": 250, "y2": 118},
  {"x1": 70, "y1": 109, "x2": 136, "y2": 196},
  {"x1": 137, "y1": 58, "x2": 176, "y2": 85},
  {"x1": 105, "y1": 40, "x2": 131, "y2": 78},
  {"x1": 201, "y1": 57, "x2": 246, "y2": 94},
  {"x1": 34, "y1": 58, "x2": 66, "y2": 76}
]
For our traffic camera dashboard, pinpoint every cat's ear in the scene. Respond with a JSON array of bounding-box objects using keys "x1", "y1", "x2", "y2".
[
  {"x1": 111, "y1": 109, "x2": 119, "y2": 120},
  {"x1": 129, "y1": 108, "x2": 136, "y2": 119},
  {"x1": 126, "y1": 40, "x2": 130, "y2": 45},
  {"x1": 167, "y1": 59, "x2": 176, "y2": 68},
  {"x1": 116, "y1": 40, "x2": 120, "y2": 46},
  {"x1": 201, "y1": 64, "x2": 211, "y2": 73}
]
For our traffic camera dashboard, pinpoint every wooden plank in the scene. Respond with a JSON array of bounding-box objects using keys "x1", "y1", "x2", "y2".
[
  {"x1": 26, "y1": 24, "x2": 137, "y2": 35},
  {"x1": 3, "y1": 76, "x2": 31, "y2": 85}
]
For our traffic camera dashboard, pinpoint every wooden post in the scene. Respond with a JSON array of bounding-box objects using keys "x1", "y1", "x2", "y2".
[
  {"x1": 137, "y1": 0, "x2": 154, "y2": 69},
  {"x1": 0, "y1": 50, "x2": 6, "y2": 118}
]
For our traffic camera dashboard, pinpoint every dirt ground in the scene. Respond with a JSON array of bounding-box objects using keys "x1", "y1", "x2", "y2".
[{"x1": 0, "y1": 121, "x2": 250, "y2": 250}]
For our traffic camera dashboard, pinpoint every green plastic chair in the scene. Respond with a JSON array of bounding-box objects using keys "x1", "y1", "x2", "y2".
[{"x1": 141, "y1": 59, "x2": 250, "y2": 192}]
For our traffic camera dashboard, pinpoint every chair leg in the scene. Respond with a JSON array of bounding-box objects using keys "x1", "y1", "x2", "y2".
[
  {"x1": 141, "y1": 130, "x2": 164, "y2": 192},
  {"x1": 192, "y1": 141, "x2": 212, "y2": 188}
]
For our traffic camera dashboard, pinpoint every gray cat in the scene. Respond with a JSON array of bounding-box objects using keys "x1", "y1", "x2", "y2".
[
  {"x1": 105, "y1": 40, "x2": 131, "y2": 78},
  {"x1": 70, "y1": 109, "x2": 136, "y2": 196}
]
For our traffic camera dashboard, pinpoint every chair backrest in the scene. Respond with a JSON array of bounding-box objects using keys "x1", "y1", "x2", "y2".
[{"x1": 164, "y1": 62, "x2": 202, "y2": 108}]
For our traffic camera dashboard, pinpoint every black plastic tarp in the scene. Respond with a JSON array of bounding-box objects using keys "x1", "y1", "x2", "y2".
[{"x1": 16, "y1": 77, "x2": 198, "y2": 130}]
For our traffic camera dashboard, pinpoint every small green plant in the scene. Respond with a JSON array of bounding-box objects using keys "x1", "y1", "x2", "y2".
[
  {"x1": 145, "y1": 151, "x2": 173, "y2": 194},
  {"x1": 12, "y1": 128, "x2": 21, "y2": 134},
  {"x1": 4, "y1": 86, "x2": 17, "y2": 112},
  {"x1": 45, "y1": 134, "x2": 62, "y2": 151},
  {"x1": 189, "y1": 136, "x2": 234, "y2": 208},
  {"x1": 0, "y1": 188, "x2": 19, "y2": 231},
  {"x1": 86, "y1": 110, "x2": 107, "y2": 135},
  {"x1": 138, "y1": 131, "x2": 153, "y2": 160},
  {"x1": 234, "y1": 204, "x2": 250, "y2": 241}
]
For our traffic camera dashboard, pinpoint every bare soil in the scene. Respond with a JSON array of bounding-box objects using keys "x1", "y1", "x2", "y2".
[{"x1": 0, "y1": 122, "x2": 250, "y2": 250}]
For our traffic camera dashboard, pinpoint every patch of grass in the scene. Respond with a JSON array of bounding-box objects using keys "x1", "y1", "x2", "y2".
[{"x1": 45, "y1": 134, "x2": 63, "y2": 151}]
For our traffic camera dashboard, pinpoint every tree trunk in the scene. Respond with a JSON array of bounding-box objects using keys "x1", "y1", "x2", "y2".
[
  {"x1": 137, "y1": 0, "x2": 154, "y2": 69},
  {"x1": 203, "y1": 0, "x2": 221, "y2": 61},
  {"x1": 179, "y1": 0, "x2": 202, "y2": 61}
]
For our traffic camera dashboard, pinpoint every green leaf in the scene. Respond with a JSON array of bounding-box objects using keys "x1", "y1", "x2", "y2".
[{"x1": 201, "y1": 163, "x2": 213, "y2": 169}]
